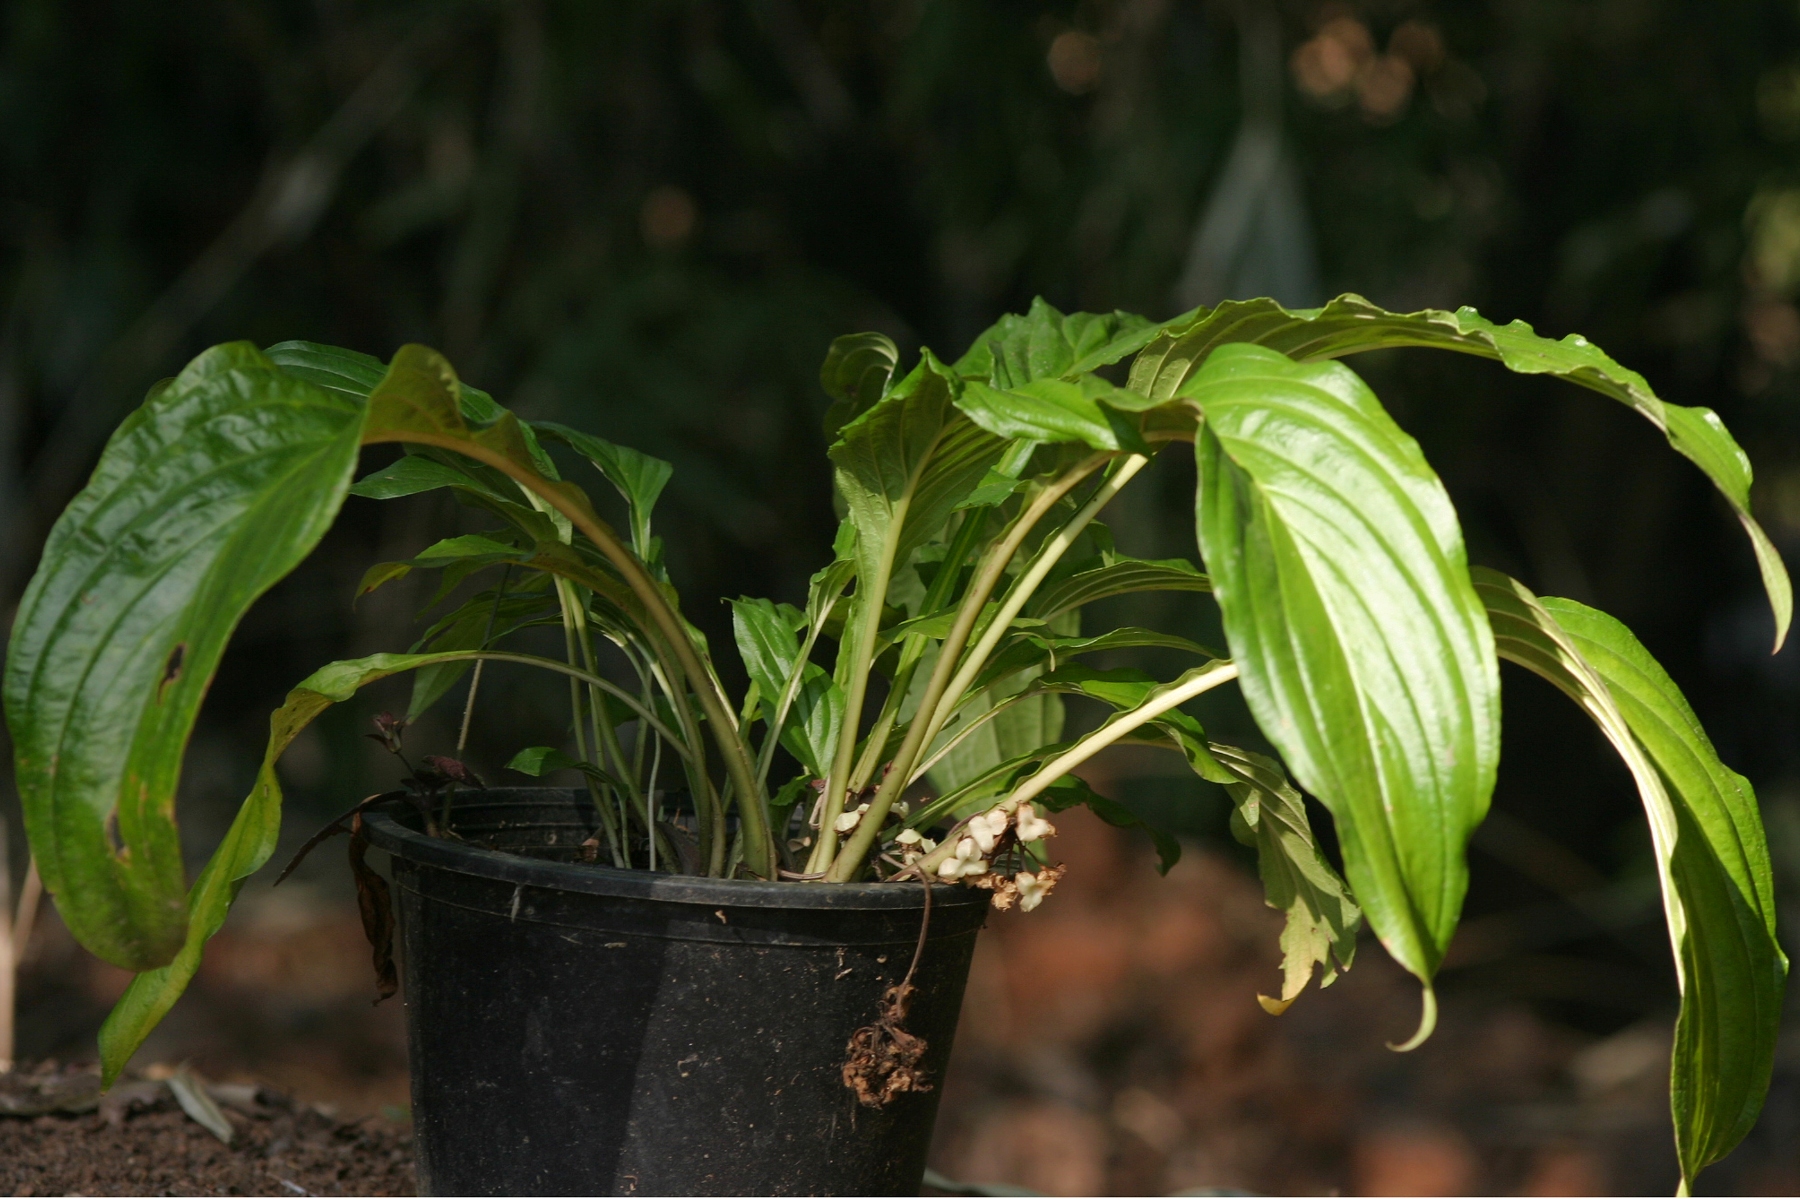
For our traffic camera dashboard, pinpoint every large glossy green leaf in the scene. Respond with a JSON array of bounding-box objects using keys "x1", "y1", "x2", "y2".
[
  {"x1": 951, "y1": 296, "x2": 1160, "y2": 384},
  {"x1": 4, "y1": 343, "x2": 366, "y2": 970},
  {"x1": 1475, "y1": 569, "x2": 1786, "y2": 1188},
  {"x1": 956, "y1": 377, "x2": 1149, "y2": 453},
  {"x1": 1128, "y1": 294, "x2": 1791, "y2": 650},
  {"x1": 1190, "y1": 343, "x2": 1498, "y2": 1025}
]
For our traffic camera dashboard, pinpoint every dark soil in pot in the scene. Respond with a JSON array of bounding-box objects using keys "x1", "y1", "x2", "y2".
[{"x1": 363, "y1": 788, "x2": 990, "y2": 1197}]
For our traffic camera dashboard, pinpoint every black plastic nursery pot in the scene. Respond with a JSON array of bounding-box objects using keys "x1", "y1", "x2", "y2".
[{"x1": 363, "y1": 788, "x2": 990, "y2": 1196}]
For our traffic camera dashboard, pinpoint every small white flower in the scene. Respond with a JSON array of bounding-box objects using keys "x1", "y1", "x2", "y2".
[
  {"x1": 895, "y1": 828, "x2": 922, "y2": 846},
  {"x1": 893, "y1": 800, "x2": 911, "y2": 818},
  {"x1": 967, "y1": 809, "x2": 1007, "y2": 854},
  {"x1": 1015, "y1": 803, "x2": 1056, "y2": 842},
  {"x1": 936, "y1": 835, "x2": 989, "y2": 879},
  {"x1": 919, "y1": 837, "x2": 937, "y2": 854},
  {"x1": 1016, "y1": 871, "x2": 1049, "y2": 911},
  {"x1": 834, "y1": 809, "x2": 862, "y2": 833}
]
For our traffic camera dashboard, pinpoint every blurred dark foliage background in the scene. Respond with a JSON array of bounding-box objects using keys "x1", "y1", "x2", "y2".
[{"x1": 7, "y1": 0, "x2": 1800, "y2": 1192}]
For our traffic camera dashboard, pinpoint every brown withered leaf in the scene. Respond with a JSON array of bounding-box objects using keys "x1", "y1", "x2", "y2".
[
  {"x1": 966, "y1": 871, "x2": 1020, "y2": 910},
  {"x1": 348, "y1": 812, "x2": 398, "y2": 1003}
]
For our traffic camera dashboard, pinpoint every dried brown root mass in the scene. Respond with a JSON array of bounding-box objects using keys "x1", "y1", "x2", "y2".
[{"x1": 841, "y1": 981, "x2": 932, "y2": 1108}]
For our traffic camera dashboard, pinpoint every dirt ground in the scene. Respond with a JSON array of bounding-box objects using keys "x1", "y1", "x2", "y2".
[
  {"x1": 0, "y1": 1065, "x2": 412, "y2": 1197},
  {"x1": 8, "y1": 806, "x2": 1800, "y2": 1196}
]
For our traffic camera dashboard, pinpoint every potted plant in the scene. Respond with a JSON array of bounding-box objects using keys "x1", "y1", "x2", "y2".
[{"x1": 4, "y1": 294, "x2": 1786, "y2": 1195}]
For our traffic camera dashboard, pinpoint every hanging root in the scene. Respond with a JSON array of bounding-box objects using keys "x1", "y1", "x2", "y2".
[
  {"x1": 842, "y1": 981, "x2": 931, "y2": 1107},
  {"x1": 841, "y1": 877, "x2": 934, "y2": 1108}
]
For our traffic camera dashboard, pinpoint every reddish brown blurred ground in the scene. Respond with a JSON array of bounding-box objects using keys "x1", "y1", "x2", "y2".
[{"x1": 11, "y1": 808, "x2": 1800, "y2": 1196}]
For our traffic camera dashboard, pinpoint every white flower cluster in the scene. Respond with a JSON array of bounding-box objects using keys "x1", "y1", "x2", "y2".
[{"x1": 931, "y1": 802, "x2": 1057, "y2": 881}]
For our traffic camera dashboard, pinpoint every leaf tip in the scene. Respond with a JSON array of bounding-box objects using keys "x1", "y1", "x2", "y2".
[
  {"x1": 1257, "y1": 993, "x2": 1295, "y2": 1016},
  {"x1": 1385, "y1": 983, "x2": 1438, "y2": 1052}
]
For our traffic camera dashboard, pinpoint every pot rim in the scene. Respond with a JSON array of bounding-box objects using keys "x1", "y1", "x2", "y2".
[{"x1": 363, "y1": 788, "x2": 987, "y2": 911}]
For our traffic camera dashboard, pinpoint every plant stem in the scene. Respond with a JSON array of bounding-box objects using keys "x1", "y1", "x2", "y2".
[
  {"x1": 0, "y1": 822, "x2": 13, "y2": 1073},
  {"x1": 572, "y1": 603, "x2": 641, "y2": 855},
  {"x1": 457, "y1": 564, "x2": 513, "y2": 755},
  {"x1": 917, "y1": 454, "x2": 1149, "y2": 758},
  {"x1": 557, "y1": 577, "x2": 625, "y2": 867},
  {"x1": 646, "y1": 733, "x2": 663, "y2": 873},
  {"x1": 824, "y1": 453, "x2": 1118, "y2": 881},
  {"x1": 421, "y1": 650, "x2": 693, "y2": 751},
  {"x1": 753, "y1": 601, "x2": 840, "y2": 792},
  {"x1": 905, "y1": 691, "x2": 1030, "y2": 788},
  {"x1": 807, "y1": 514, "x2": 914, "y2": 874},
  {"x1": 845, "y1": 506, "x2": 992, "y2": 795},
  {"x1": 367, "y1": 429, "x2": 775, "y2": 878},
  {"x1": 910, "y1": 660, "x2": 1239, "y2": 879},
  {"x1": 13, "y1": 859, "x2": 40, "y2": 968}
]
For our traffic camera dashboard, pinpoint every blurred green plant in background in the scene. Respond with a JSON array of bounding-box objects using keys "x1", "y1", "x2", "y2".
[{"x1": 7, "y1": 0, "x2": 1800, "y2": 1184}]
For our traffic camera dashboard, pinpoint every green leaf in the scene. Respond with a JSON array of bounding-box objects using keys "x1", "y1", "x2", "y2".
[
  {"x1": 1211, "y1": 742, "x2": 1361, "y2": 1013},
  {"x1": 355, "y1": 534, "x2": 523, "y2": 601},
  {"x1": 971, "y1": 627, "x2": 1220, "y2": 697},
  {"x1": 5, "y1": 343, "x2": 365, "y2": 970},
  {"x1": 348, "y1": 453, "x2": 508, "y2": 503},
  {"x1": 406, "y1": 586, "x2": 558, "y2": 721},
  {"x1": 1191, "y1": 343, "x2": 1499, "y2": 1017},
  {"x1": 826, "y1": 352, "x2": 1008, "y2": 794},
  {"x1": 951, "y1": 296, "x2": 1160, "y2": 385},
  {"x1": 830, "y1": 353, "x2": 1007, "y2": 593},
  {"x1": 956, "y1": 377, "x2": 1149, "y2": 453},
  {"x1": 506, "y1": 745, "x2": 581, "y2": 776},
  {"x1": 533, "y1": 421, "x2": 673, "y2": 559},
  {"x1": 1129, "y1": 294, "x2": 1791, "y2": 650},
  {"x1": 730, "y1": 595, "x2": 844, "y2": 777},
  {"x1": 730, "y1": 596, "x2": 808, "y2": 718},
  {"x1": 954, "y1": 467, "x2": 1021, "y2": 511},
  {"x1": 1037, "y1": 773, "x2": 1182, "y2": 874},
  {"x1": 98, "y1": 649, "x2": 448, "y2": 1082},
  {"x1": 264, "y1": 340, "x2": 387, "y2": 401},
  {"x1": 1028, "y1": 555, "x2": 1212, "y2": 621},
  {"x1": 820, "y1": 331, "x2": 899, "y2": 440},
  {"x1": 781, "y1": 664, "x2": 847, "y2": 780},
  {"x1": 925, "y1": 683, "x2": 1066, "y2": 799},
  {"x1": 1475, "y1": 569, "x2": 1786, "y2": 1188},
  {"x1": 97, "y1": 644, "x2": 685, "y2": 1082}
]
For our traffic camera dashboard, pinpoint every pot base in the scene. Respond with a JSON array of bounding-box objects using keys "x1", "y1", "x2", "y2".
[{"x1": 366, "y1": 789, "x2": 988, "y2": 1197}]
